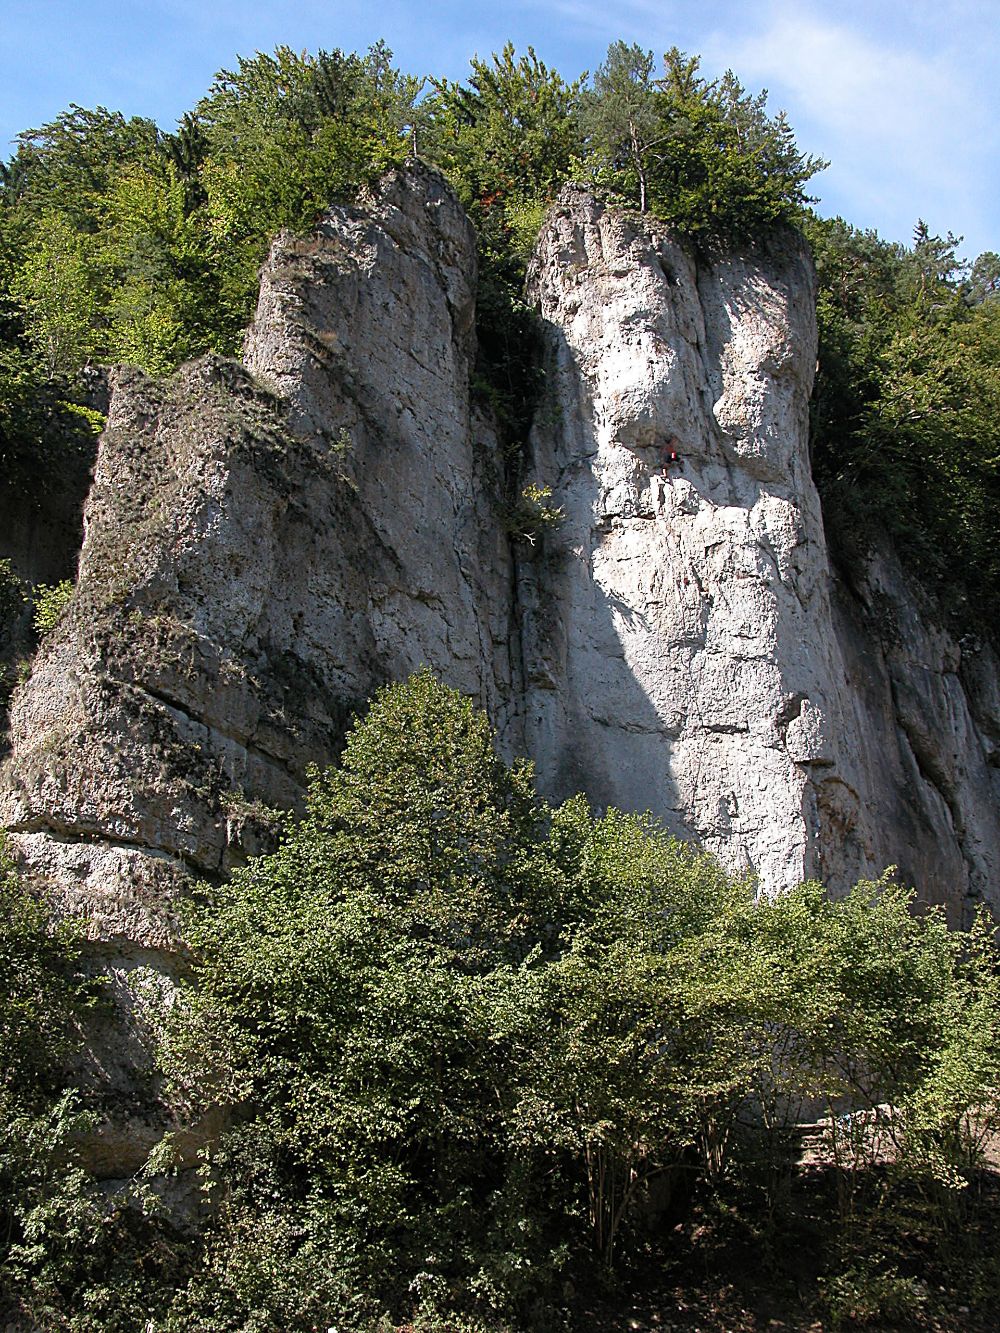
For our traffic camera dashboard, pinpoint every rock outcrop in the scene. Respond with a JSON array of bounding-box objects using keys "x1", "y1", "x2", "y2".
[
  {"x1": 0, "y1": 168, "x2": 998, "y2": 1161},
  {"x1": 0, "y1": 165, "x2": 514, "y2": 1145},
  {"x1": 829, "y1": 553, "x2": 1000, "y2": 919},
  {"x1": 516, "y1": 187, "x2": 1000, "y2": 919},
  {"x1": 1, "y1": 164, "x2": 513, "y2": 956},
  {"x1": 517, "y1": 190, "x2": 833, "y2": 896}
]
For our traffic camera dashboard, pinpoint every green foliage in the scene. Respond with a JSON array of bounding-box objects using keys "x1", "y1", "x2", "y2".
[
  {"x1": 0, "y1": 559, "x2": 27, "y2": 707},
  {"x1": 156, "y1": 676, "x2": 740, "y2": 1322},
  {"x1": 4, "y1": 104, "x2": 161, "y2": 232},
  {"x1": 0, "y1": 842, "x2": 86, "y2": 1098},
  {"x1": 0, "y1": 848, "x2": 197, "y2": 1331},
  {"x1": 9, "y1": 215, "x2": 102, "y2": 377},
  {"x1": 581, "y1": 44, "x2": 826, "y2": 238},
  {"x1": 967, "y1": 250, "x2": 1000, "y2": 305},
  {"x1": 0, "y1": 37, "x2": 825, "y2": 487},
  {"x1": 427, "y1": 43, "x2": 582, "y2": 228},
  {"x1": 580, "y1": 42, "x2": 660, "y2": 214},
  {"x1": 0, "y1": 844, "x2": 93, "y2": 1314},
  {"x1": 422, "y1": 39, "x2": 823, "y2": 454},
  {"x1": 32, "y1": 579, "x2": 75, "y2": 637},
  {"x1": 194, "y1": 42, "x2": 419, "y2": 345},
  {"x1": 97, "y1": 158, "x2": 220, "y2": 372},
  {"x1": 820, "y1": 1259, "x2": 927, "y2": 1329},
  {"x1": 0, "y1": 559, "x2": 25, "y2": 636},
  {"x1": 506, "y1": 482, "x2": 565, "y2": 544},
  {"x1": 0, "y1": 343, "x2": 99, "y2": 501},
  {"x1": 808, "y1": 214, "x2": 1000, "y2": 636},
  {"x1": 146, "y1": 675, "x2": 1000, "y2": 1328},
  {"x1": 0, "y1": 42, "x2": 417, "y2": 392},
  {"x1": 0, "y1": 678, "x2": 999, "y2": 1325},
  {"x1": 425, "y1": 45, "x2": 583, "y2": 449}
]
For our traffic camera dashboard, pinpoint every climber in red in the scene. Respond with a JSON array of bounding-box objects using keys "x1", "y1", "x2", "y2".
[{"x1": 659, "y1": 439, "x2": 682, "y2": 478}]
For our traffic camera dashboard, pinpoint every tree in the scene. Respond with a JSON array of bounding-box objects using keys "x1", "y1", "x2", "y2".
[
  {"x1": 643, "y1": 48, "x2": 826, "y2": 240},
  {"x1": 6, "y1": 104, "x2": 161, "y2": 232},
  {"x1": 427, "y1": 43, "x2": 582, "y2": 220},
  {"x1": 966, "y1": 250, "x2": 1000, "y2": 305},
  {"x1": 159, "y1": 675, "x2": 754, "y2": 1322},
  {"x1": 9, "y1": 215, "x2": 102, "y2": 376},
  {"x1": 161, "y1": 111, "x2": 209, "y2": 212},
  {"x1": 806, "y1": 212, "x2": 1000, "y2": 636},
  {"x1": 580, "y1": 41, "x2": 659, "y2": 213},
  {"x1": 422, "y1": 46, "x2": 583, "y2": 446},
  {"x1": 578, "y1": 44, "x2": 826, "y2": 237},
  {"x1": 3, "y1": 669, "x2": 998, "y2": 1324},
  {"x1": 0, "y1": 841, "x2": 101, "y2": 1318},
  {"x1": 195, "y1": 43, "x2": 417, "y2": 339},
  {"x1": 99, "y1": 158, "x2": 221, "y2": 371}
]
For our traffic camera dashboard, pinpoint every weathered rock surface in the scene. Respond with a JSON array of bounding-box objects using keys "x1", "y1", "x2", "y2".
[
  {"x1": 516, "y1": 186, "x2": 1000, "y2": 919},
  {"x1": 0, "y1": 167, "x2": 998, "y2": 1165},
  {"x1": 518, "y1": 190, "x2": 840, "y2": 893},
  {"x1": 1, "y1": 164, "x2": 513, "y2": 957},
  {"x1": 0, "y1": 165, "x2": 515, "y2": 1154},
  {"x1": 829, "y1": 553, "x2": 1000, "y2": 918}
]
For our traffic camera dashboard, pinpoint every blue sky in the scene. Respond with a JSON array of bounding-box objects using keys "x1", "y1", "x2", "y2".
[{"x1": 1, "y1": 0, "x2": 997, "y2": 259}]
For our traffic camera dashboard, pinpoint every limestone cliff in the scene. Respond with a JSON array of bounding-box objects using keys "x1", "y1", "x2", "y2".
[
  {"x1": 0, "y1": 165, "x2": 514, "y2": 1144},
  {"x1": 516, "y1": 187, "x2": 1000, "y2": 920},
  {"x1": 0, "y1": 166, "x2": 997, "y2": 1097},
  {"x1": 0, "y1": 165, "x2": 513, "y2": 957}
]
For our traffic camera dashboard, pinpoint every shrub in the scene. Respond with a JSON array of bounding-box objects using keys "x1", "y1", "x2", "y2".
[
  {"x1": 3, "y1": 676, "x2": 998, "y2": 1327},
  {"x1": 159, "y1": 674, "x2": 749, "y2": 1325},
  {"x1": 31, "y1": 577, "x2": 74, "y2": 636}
]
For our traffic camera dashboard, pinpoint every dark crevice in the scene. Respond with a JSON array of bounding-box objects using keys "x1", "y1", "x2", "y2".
[{"x1": 139, "y1": 680, "x2": 301, "y2": 782}]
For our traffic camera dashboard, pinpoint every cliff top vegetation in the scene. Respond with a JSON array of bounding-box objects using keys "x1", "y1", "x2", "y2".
[{"x1": 0, "y1": 38, "x2": 997, "y2": 636}]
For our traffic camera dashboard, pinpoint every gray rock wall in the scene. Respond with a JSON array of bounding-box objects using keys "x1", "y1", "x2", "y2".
[
  {"x1": 829, "y1": 554, "x2": 1000, "y2": 921},
  {"x1": 515, "y1": 186, "x2": 1000, "y2": 920},
  {"x1": 0, "y1": 166, "x2": 516, "y2": 1157},
  {"x1": 0, "y1": 169, "x2": 997, "y2": 1092},
  {"x1": 517, "y1": 188, "x2": 841, "y2": 895},
  {"x1": 1, "y1": 164, "x2": 514, "y2": 958}
]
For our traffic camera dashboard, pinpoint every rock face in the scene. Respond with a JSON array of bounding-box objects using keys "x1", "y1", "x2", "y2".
[
  {"x1": 517, "y1": 190, "x2": 833, "y2": 896},
  {"x1": 1, "y1": 164, "x2": 513, "y2": 955},
  {"x1": 829, "y1": 555, "x2": 1000, "y2": 919},
  {"x1": 0, "y1": 165, "x2": 514, "y2": 1148},
  {"x1": 1, "y1": 168, "x2": 998, "y2": 1120},
  {"x1": 517, "y1": 187, "x2": 1000, "y2": 919}
]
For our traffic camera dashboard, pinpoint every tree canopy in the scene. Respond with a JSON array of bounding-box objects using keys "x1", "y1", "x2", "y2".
[
  {"x1": 0, "y1": 36, "x2": 995, "y2": 636},
  {"x1": 143, "y1": 676, "x2": 1000, "y2": 1328},
  {"x1": 581, "y1": 45, "x2": 826, "y2": 233},
  {"x1": 2, "y1": 677, "x2": 1000, "y2": 1326},
  {"x1": 808, "y1": 215, "x2": 1000, "y2": 632}
]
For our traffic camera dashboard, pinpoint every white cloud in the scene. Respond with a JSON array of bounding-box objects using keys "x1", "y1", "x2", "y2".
[
  {"x1": 702, "y1": 4, "x2": 997, "y2": 250},
  {"x1": 537, "y1": 0, "x2": 999, "y2": 251},
  {"x1": 712, "y1": 12, "x2": 963, "y2": 169}
]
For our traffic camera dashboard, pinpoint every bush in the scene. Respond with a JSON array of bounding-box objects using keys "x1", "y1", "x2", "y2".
[
  {"x1": 3, "y1": 676, "x2": 998, "y2": 1327},
  {"x1": 157, "y1": 674, "x2": 749, "y2": 1325},
  {"x1": 807, "y1": 215, "x2": 1000, "y2": 640},
  {"x1": 820, "y1": 1259, "x2": 927, "y2": 1329},
  {"x1": 154, "y1": 675, "x2": 1000, "y2": 1327},
  {"x1": 0, "y1": 558, "x2": 25, "y2": 638},
  {"x1": 0, "y1": 841, "x2": 91, "y2": 1312},
  {"x1": 31, "y1": 577, "x2": 74, "y2": 636}
]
